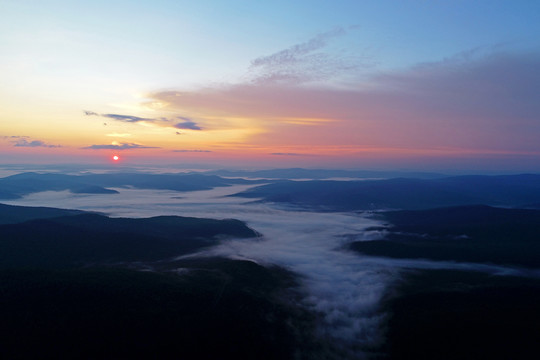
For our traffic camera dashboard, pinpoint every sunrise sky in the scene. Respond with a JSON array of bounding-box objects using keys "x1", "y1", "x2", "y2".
[{"x1": 1, "y1": 0, "x2": 539, "y2": 171}]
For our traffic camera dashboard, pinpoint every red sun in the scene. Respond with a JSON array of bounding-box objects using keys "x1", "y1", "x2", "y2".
[{"x1": 112, "y1": 155, "x2": 119, "y2": 161}]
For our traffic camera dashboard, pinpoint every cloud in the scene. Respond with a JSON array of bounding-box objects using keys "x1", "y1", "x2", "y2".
[
  {"x1": 174, "y1": 121, "x2": 202, "y2": 130},
  {"x1": 172, "y1": 149, "x2": 212, "y2": 153},
  {"x1": 83, "y1": 28, "x2": 369, "y2": 139},
  {"x1": 84, "y1": 111, "x2": 203, "y2": 130},
  {"x1": 148, "y1": 49, "x2": 540, "y2": 159},
  {"x1": 103, "y1": 114, "x2": 151, "y2": 123},
  {"x1": 82, "y1": 142, "x2": 159, "y2": 150},
  {"x1": 84, "y1": 111, "x2": 153, "y2": 123},
  {"x1": 249, "y1": 27, "x2": 369, "y2": 84},
  {"x1": 175, "y1": 116, "x2": 203, "y2": 130},
  {"x1": 270, "y1": 152, "x2": 315, "y2": 156},
  {"x1": 9, "y1": 137, "x2": 61, "y2": 148},
  {"x1": 251, "y1": 28, "x2": 343, "y2": 67},
  {"x1": 2, "y1": 135, "x2": 29, "y2": 139}
]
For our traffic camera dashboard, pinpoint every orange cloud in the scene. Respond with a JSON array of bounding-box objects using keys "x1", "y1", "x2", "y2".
[{"x1": 147, "y1": 51, "x2": 540, "y2": 159}]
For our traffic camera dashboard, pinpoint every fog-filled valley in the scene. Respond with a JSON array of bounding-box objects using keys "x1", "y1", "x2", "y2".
[
  {"x1": 4, "y1": 0, "x2": 540, "y2": 358},
  {"x1": 1, "y1": 168, "x2": 539, "y2": 359}
]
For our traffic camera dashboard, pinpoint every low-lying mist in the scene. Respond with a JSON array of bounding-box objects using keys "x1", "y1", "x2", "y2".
[{"x1": 5, "y1": 184, "x2": 538, "y2": 358}]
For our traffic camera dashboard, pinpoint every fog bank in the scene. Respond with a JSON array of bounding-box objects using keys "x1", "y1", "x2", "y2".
[{"x1": 5, "y1": 185, "x2": 537, "y2": 358}]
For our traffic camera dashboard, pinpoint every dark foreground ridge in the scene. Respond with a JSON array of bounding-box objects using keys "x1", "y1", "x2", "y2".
[
  {"x1": 3, "y1": 190, "x2": 540, "y2": 358},
  {"x1": 379, "y1": 269, "x2": 540, "y2": 360},
  {"x1": 0, "y1": 203, "x2": 328, "y2": 359},
  {"x1": 0, "y1": 210, "x2": 258, "y2": 268},
  {"x1": 351, "y1": 205, "x2": 540, "y2": 359},
  {"x1": 0, "y1": 260, "x2": 321, "y2": 360}
]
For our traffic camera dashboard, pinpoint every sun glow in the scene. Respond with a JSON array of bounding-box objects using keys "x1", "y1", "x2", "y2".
[{"x1": 113, "y1": 155, "x2": 119, "y2": 161}]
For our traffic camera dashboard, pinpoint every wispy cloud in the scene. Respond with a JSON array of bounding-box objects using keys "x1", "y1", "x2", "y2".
[
  {"x1": 2, "y1": 135, "x2": 29, "y2": 139},
  {"x1": 249, "y1": 27, "x2": 372, "y2": 84},
  {"x1": 84, "y1": 111, "x2": 203, "y2": 131},
  {"x1": 4, "y1": 136, "x2": 61, "y2": 148},
  {"x1": 172, "y1": 149, "x2": 212, "y2": 153},
  {"x1": 251, "y1": 28, "x2": 343, "y2": 67},
  {"x1": 84, "y1": 29, "x2": 368, "y2": 144},
  {"x1": 174, "y1": 118, "x2": 203, "y2": 130},
  {"x1": 82, "y1": 142, "x2": 159, "y2": 150},
  {"x1": 148, "y1": 49, "x2": 540, "y2": 160},
  {"x1": 270, "y1": 152, "x2": 315, "y2": 156},
  {"x1": 84, "y1": 111, "x2": 153, "y2": 123},
  {"x1": 101, "y1": 114, "x2": 153, "y2": 123}
]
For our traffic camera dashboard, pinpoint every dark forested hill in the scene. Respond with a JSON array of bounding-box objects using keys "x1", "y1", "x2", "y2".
[
  {"x1": 0, "y1": 212, "x2": 258, "y2": 268},
  {"x1": 0, "y1": 203, "x2": 319, "y2": 359},
  {"x1": 0, "y1": 203, "x2": 86, "y2": 224},
  {"x1": 350, "y1": 205, "x2": 540, "y2": 268},
  {"x1": 379, "y1": 269, "x2": 540, "y2": 360},
  {"x1": 0, "y1": 259, "x2": 319, "y2": 360},
  {"x1": 233, "y1": 174, "x2": 540, "y2": 210}
]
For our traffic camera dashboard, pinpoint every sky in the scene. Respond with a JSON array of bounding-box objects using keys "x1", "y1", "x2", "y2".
[{"x1": 1, "y1": 0, "x2": 539, "y2": 171}]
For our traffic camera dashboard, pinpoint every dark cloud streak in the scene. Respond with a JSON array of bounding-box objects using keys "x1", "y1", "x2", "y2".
[
  {"x1": 84, "y1": 111, "x2": 203, "y2": 130},
  {"x1": 6, "y1": 137, "x2": 61, "y2": 148},
  {"x1": 84, "y1": 111, "x2": 153, "y2": 123},
  {"x1": 174, "y1": 121, "x2": 202, "y2": 130},
  {"x1": 270, "y1": 152, "x2": 315, "y2": 156},
  {"x1": 82, "y1": 143, "x2": 159, "y2": 150},
  {"x1": 173, "y1": 149, "x2": 212, "y2": 153}
]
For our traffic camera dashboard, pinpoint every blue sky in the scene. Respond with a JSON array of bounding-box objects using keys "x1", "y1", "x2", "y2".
[
  {"x1": 3, "y1": 0, "x2": 536, "y2": 87},
  {"x1": 1, "y1": 0, "x2": 539, "y2": 170}
]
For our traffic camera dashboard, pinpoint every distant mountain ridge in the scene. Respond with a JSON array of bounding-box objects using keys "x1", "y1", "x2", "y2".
[
  {"x1": 200, "y1": 167, "x2": 444, "y2": 179},
  {"x1": 0, "y1": 172, "x2": 266, "y2": 199},
  {"x1": 233, "y1": 174, "x2": 540, "y2": 210},
  {"x1": 350, "y1": 205, "x2": 540, "y2": 268}
]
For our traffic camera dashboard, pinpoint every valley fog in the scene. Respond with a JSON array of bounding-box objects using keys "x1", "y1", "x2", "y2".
[
  {"x1": 4, "y1": 185, "x2": 390, "y2": 352},
  {"x1": 5, "y1": 184, "x2": 538, "y2": 357}
]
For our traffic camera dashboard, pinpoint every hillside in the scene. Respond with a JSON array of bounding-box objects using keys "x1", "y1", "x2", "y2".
[
  {"x1": 233, "y1": 174, "x2": 540, "y2": 210},
  {"x1": 0, "y1": 172, "x2": 266, "y2": 199},
  {"x1": 0, "y1": 203, "x2": 86, "y2": 224},
  {"x1": 350, "y1": 205, "x2": 540, "y2": 268},
  {"x1": 0, "y1": 211, "x2": 258, "y2": 268}
]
